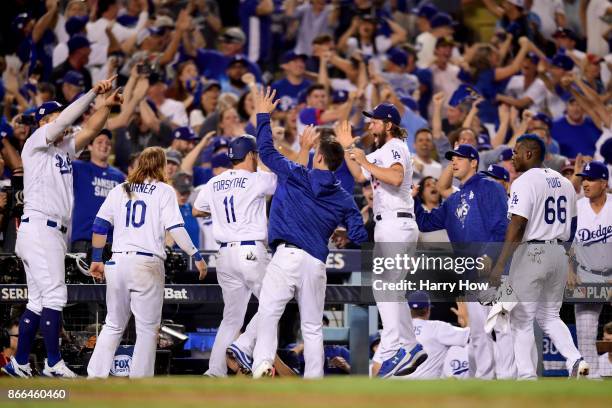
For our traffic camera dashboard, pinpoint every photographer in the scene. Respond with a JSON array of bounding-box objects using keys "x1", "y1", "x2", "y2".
[{"x1": 0, "y1": 121, "x2": 24, "y2": 253}]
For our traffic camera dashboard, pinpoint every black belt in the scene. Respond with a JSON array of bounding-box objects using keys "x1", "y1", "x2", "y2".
[
  {"x1": 113, "y1": 251, "x2": 154, "y2": 257},
  {"x1": 21, "y1": 217, "x2": 68, "y2": 234},
  {"x1": 219, "y1": 241, "x2": 256, "y2": 248},
  {"x1": 375, "y1": 212, "x2": 413, "y2": 222},
  {"x1": 278, "y1": 241, "x2": 301, "y2": 250},
  {"x1": 579, "y1": 264, "x2": 612, "y2": 277},
  {"x1": 527, "y1": 239, "x2": 560, "y2": 244}
]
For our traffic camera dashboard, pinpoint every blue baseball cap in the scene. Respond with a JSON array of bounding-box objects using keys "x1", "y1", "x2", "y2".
[
  {"x1": 526, "y1": 51, "x2": 540, "y2": 65},
  {"x1": 430, "y1": 12, "x2": 455, "y2": 29},
  {"x1": 96, "y1": 128, "x2": 112, "y2": 140},
  {"x1": 482, "y1": 164, "x2": 510, "y2": 182},
  {"x1": 173, "y1": 126, "x2": 198, "y2": 141},
  {"x1": 499, "y1": 147, "x2": 513, "y2": 162},
  {"x1": 386, "y1": 47, "x2": 408, "y2": 67},
  {"x1": 331, "y1": 89, "x2": 349, "y2": 104},
  {"x1": 600, "y1": 139, "x2": 612, "y2": 165},
  {"x1": 227, "y1": 55, "x2": 249, "y2": 68},
  {"x1": 281, "y1": 51, "x2": 307, "y2": 64},
  {"x1": 211, "y1": 152, "x2": 232, "y2": 169},
  {"x1": 228, "y1": 135, "x2": 257, "y2": 160},
  {"x1": 65, "y1": 15, "x2": 88, "y2": 36},
  {"x1": 448, "y1": 84, "x2": 480, "y2": 107},
  {"x1": 35, "y1": 101, "x2": 63, "y2": 122},
  {"x1": 68, "y1": 34, "x2": 90, "y2": 54},
  {"x1": 477, "y1": 133, "x2": 492, "y2": 151},
  {"x1": 213, "y1": 137, "x2": 230, "y2": 152},
  {"x1": 362, "y1": 103, "x2": 401, "y2": 126},
  {"x1": 407, "y1": 291, "x2": 431, "y2": 309},
  {"x1": 411, "y1": 3, "x2": 438, "y2": 20},
  {"x1": 63, "y1": 70, "x2": 84, "y2": 87},
  {"x1": 0, "y1": 121, "x2": 13, "y2": 139},
  {"x1": 553, "y1": 27, "x2": 578, "y2": 42},
  {"x1": 532, "y1": 112, "x2": 552, "y2": 129},
  {"x1": 445, "y1": 144, "x2": 479, "y2": 162},
  {"x1": 549, "y1": 54, "x2": 574, "y2": 71},
  {"x1": 12, "y1": 13, "x2": 31, "y2": 31},
  {"x1": 577, "y1": 161, "x2": 609, "y2": 180}
]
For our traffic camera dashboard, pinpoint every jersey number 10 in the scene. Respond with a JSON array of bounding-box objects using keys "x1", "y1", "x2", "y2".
[
  {"x1": 125, "y1": 200, "x2": 147, "y2": 228},
  {"x1": 223, "y1": 195, "x2": 237, "y2": 223},
  {"x1": 544, "y1": 195, "x2": 567, "y2": 224}
]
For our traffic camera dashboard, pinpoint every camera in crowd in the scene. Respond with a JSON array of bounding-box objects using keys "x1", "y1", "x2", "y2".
[{"x1": 164, "y1": 248, "x2": 188, "y2": 284}]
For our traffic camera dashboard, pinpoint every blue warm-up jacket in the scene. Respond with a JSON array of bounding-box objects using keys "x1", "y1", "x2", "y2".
[
  {"x1": 256, "y1": 113, "x2": 368, "y2": 263},
  {"x1": 415, "y1": 173, "x2": 508, "y2": 257}
]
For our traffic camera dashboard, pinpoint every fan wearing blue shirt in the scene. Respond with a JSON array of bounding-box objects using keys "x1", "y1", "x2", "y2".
[
  {"x1": 271, "y1": 51, "x2": 312, "y2": 111},
  {"x1": 239, "y1": 0, "x2": 273, "y2": 65},
  {"x1": 192, "y1": 27, "x2": 262, "y2": 83},
  {"x1": 71, "y1": 129, "x2": 126, "y2": 252},
  {"x1": 551, "y1": 98, "x2": 602, "y2": 158}
]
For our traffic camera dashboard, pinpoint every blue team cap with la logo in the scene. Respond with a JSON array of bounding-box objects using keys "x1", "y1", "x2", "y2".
[
  {"x1": 407, "y1": 291, "x2": 431, "y2": 309},
  {"x1": 482, "y1": 164, "x2": 510, "y2": 182},
  {"x1": 577, "y1": 161, "x2": 609, "y2": 180},
  {"x1": 362, "y1": 103, "x2": 401, "y2": 126},
  {"x1": 35, "y1": 101, "x2": 63, "y2": 122},
  {"x1": 173, "y1": 126, "x2": 198, "y2": 141},
  {"x1": 445, "y1": 144, "x2": 479, "y2": 162}
]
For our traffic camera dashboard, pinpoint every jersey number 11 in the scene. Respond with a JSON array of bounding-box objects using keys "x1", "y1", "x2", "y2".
[{"x1": 223, "y1": 195, "x2": 237, "y2": 223}]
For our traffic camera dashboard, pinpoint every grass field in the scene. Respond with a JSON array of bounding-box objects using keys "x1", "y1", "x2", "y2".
[{"x1": 1, "y1": 377, "x2": 611, "y2": 408}]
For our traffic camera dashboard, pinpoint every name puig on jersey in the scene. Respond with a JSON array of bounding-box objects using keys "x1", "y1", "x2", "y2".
[
  {"x1": 92, "y1": 177, "x2": 120, "y2": 198},
  {"x1": 546, "y1": 177, "x2": 561, "y2": 188}
]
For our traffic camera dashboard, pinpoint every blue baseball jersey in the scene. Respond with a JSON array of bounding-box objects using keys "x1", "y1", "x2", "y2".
[
  {"x1": 415, "y1": 173, "x2": 508, "y2": 258},
  {"x1": 271, "y1": 78, "x2": 312, "y2": 110},
  {"x1": 551, "y1": 116, "x2": 601, "y2": 158},
  {"x1": 195, "y1": 49, "x2": 263, "y2": 82},
  {"x1": 72, "y1": 160, "x2": 126, "y2": 242}
]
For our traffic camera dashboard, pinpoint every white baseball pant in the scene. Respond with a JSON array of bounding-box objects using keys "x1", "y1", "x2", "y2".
[
  {"x1": 15, "y1": 216, "x2": 68, "y2": 313},
  {"x1": 466, "y1": 302, "x2": 516, "y2": 379},
  {"x1": 87, "y1": 253, "x2": 165, "y2": 378},
  {"x1": 574, "y1": 267, "x2": 607, "y2": 376},
  {"x1": 205, "y1": 241, "x2": 269, "y2": 377},
  {"x1": 466, "y1": 302, "x2": 495, "y2": 379},
  {"x1": 252, "y1": 244, "x2": 327, "y2": 378},
  {"x1": 508, "y1": 243, "x2": 582, "y2": 379},
  {"x1": 371, "y1": 215, "x2": 419, "y2": 364}
]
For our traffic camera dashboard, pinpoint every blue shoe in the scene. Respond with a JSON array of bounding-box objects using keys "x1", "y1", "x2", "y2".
[
  {"x1": 1, "y1": 357, "x2": 33, "y2": 378},
  {"x1": 394, "y1": 344, "x2": 427, "y2": 377},
  {"x1": 226, "y1": 344, "x2": 253, "y2": 375},
  {"x1": 377, "y1": 348, "x2": 408, "y2": 378}
]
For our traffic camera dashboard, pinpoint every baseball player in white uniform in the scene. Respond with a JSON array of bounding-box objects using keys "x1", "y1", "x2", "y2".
[
  {"x1": 569, "y1": 161, "x2": 612, "y2": 376},
  {"x1": 87, "y1": 147, "x2": 207, "y2": 378},
  {"x1": 192, "y1": 135, "x2": 277, "y2": 377},
  {"x1": 489, "y1": 134, "x2": 589, "y2": 379},
  {"x1": 2, "y1": 77, "x2": 120, "y2": 378},
  {"x1": 403, "y1": 292, "x2": 470, "y2": 380},
  {"x1": 336, "y1": 106, "x2": 427, "y2": 378}
]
